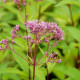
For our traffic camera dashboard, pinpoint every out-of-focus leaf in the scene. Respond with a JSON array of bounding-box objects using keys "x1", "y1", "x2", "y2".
[
  {"x1": 46, "y1": 0, "x2": 56, "y2": 4},
  {"x1": 0, "y1": 0, "x2": 4, "y2": 6},
  {"x1": 56, "y1": 0, "x2": 80, "y2": 7},
  {"x1": 65, "y1": 77, "x2": 76, "y2": 80},
  {"x1": 0, "y1": 63, "x2": 9, "y2": 70},
  {"x1": 67, "y1": 27, "x2": 80, "y2": 42},
  {"x1": 8, "y1": 20, "x2": 25, "y2": 30},
  {"x1": 47, "y1": 63, "x2": 56, "y2": 73},
  {"x1": 3, "y1": 74, "x2": 21, "y2": 80},
  {"x1": 44, "y1": 5, "x2": 70, "y2": 22},
  {"x1": 41, "y1": 2, "x2": 52, "y2": 13},
  {"x1": 26, "y1": 4, "x2": 38, "y2": 20},
  {"x1": 0, "y1": 50, "x2": 9, "y2": 62},
  {"x1": 0, "y1": 68, "x2": 26, "y2": 77},
  {"x1": 54, "y1": 65, "x2": 80, "y2": 80},
  {"x1": 2, "y1": 4, "x2": 23, "y2": 22},
  {"x1": 72, "y1": 6, "x2": 80, "y2": 22},
  {"x1": 69, "y1": 42, "x2": 78, "y2": 58},
  {"x1": 53, "y1": 69, "x2": 65, "y2": 80}
]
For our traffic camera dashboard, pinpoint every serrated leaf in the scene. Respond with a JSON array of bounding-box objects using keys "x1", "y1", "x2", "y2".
[
  {"x1": 14, "y1": 38, "x2": 28, "y2": 51},
  {"x1": 12, "y1": 49, "x2": 29, "y2": 73}
]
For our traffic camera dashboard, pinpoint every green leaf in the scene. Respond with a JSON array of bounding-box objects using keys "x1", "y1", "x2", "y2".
[
  {"x1": 2, "y1": 4, "x2": 23, "y2": 22},
  {"x1": 44, "y1": 5, "x2": 70, "y2": 22},
  {"x1": 67, "y1": 27, "x2": 80, "y2": 42},
  {"x1": 12, "y1": 49, "x2": 29, "y2": 73},
  {"x1": 0, "y1": 0, "x2": 4, "y2": 6},
  {"x1": 41, "y1": 1, "x2": 52, "y2": 13},
  {"x1": 8, "y1": 20, "x2": 25, "y2": 30},
  {"x1": 47, "y1": 63, "x2": 56, "y2": 73},
  {"x1": 0, "y1": 63, "x2": 9, "y2": 70},
  {"x1": 38, "y1": 46, "x2": 44, "y2": 55},
  {"x1": 65, "y1": 77, "x2": 76, "y2": 80},
  {"x1": 14, "y1": 38, "x2": 28, "y2": 51},
  {"x1": 0, "y1": 68, "x2": 27, "y2": 77},
  {"x1": 56, "y1": 0, "x2": 80, "y2": 7},
  {"x1": 53, "y1": 69, "x2": 65, "y2": 80},
  {"x1": 3, "y1": 74, "x2": 21, "y2": 80},
  {"x1": 69, "y1": 42, "x2": 78, "y2": 58},
  {"x1": 54, "y1": 65, "x2": 80, "y2": 80}
]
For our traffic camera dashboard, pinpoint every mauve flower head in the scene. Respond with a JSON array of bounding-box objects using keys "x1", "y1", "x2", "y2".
[
  {"x1": 23, "y1": 0, "x2": 26, "y2": 5},
  {"x1": 15, "y1": 25, "x2": 19, "y2": 31},
  {"x1": 11, "y1": 28, "x2": 16, "y2": 34},
  {"x1": 11, "y1": 25, "x2": 20, "y2": 39},
  {"x1": 51, "y1": 52, "x2": 57, "y2": 58},
  {"x1": 14, "y1": 0, "x2": 18, "y2": 3},
  {"x1": 0, "y1": 39, "x2": 9, "y2": 50},
  {"x1": 4, "y1": 0, "x2": 7, "y2": 3},
  {"x1": 57, "y1": 59, "x2": 61, "y2": 63},
  {"x1": 0, "y1": 46, "x2": 3, "y2": 50},
  {"x1": 24, "y1": 20, "x2": 64, "y2": 44}
]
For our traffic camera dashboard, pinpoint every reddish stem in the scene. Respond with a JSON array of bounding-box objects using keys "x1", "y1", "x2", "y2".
[
  {"x1": 67, "y1": 4, "x2": 74, "y2": 26},
  {"x1": 33, "y1": 44, "x2": 37, "y2": 80},
  {"x1": 38, "y1": 5, "x2": 41, "y2": 21}
]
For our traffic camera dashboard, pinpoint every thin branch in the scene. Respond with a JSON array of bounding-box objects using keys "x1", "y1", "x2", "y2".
[
  {"x1": 36, "y1": 54, "x2": 46, "y2": 64},
  {"x1": 9, "y1": 46, "x2": 32, "y2": 65},
  {"x1": 36, "y1": 61, "x2": 49, "y2": 66}
]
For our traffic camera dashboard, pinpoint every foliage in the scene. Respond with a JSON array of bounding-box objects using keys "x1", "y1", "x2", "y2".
[{"x1": 0, "y1": 0, "x2": 80, "y2": 80}]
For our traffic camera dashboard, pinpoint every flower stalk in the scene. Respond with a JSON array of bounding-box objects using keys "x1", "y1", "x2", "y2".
[{"x1": 33, "y1": 44, "x2": 37, "y2": 80}]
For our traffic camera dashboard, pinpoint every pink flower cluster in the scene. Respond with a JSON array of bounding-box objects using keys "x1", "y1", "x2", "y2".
[
  {"x1": 14, "y1": 0, "x2": 26, "y2": 5},
  {"x1": 0, "y1": 39, "x2": 9, "y2": 50},
  {"x1": 11, "y1": 25, "x2": 20, "y2": 39},
  {"x1": 45, "y1": 52, "x2": 61, "y2": 63},
  {"x1": 24, "y1": 20, "x2": 64, "y2": 44},
  {"x1": 3, "y1": 0, "x2": 26, "y2": 5},
  {"x1": 4, "y1": 0, "x2": 7, "y2": 3},
  {"x1": 0, "y1": 20, "x2": 64, "y2": 64}
]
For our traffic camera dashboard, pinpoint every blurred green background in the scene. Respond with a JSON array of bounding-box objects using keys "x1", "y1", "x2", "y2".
[{"x1": 0, "y1": 0, "x2": 80, "y2": 80}]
